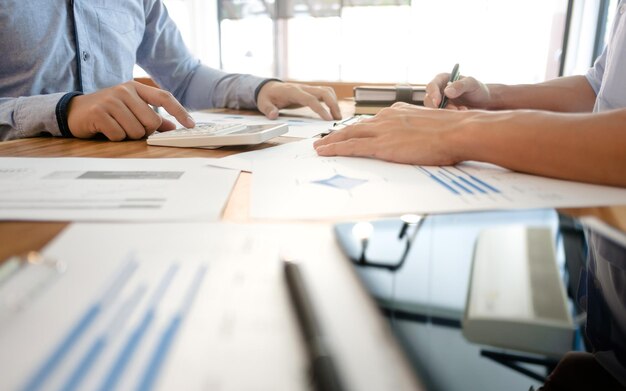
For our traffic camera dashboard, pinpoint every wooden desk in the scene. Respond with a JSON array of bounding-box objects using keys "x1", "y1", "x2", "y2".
[{"x1": 1, "y1": 108, "x2": 625, "y2": 260}]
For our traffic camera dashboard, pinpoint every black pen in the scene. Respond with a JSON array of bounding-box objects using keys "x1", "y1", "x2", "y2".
[
  {"x1": 439, "y1": 63, "x2": 460, "y2": 109},
  {"x1": 322, "y1": 115, "x2": 371, "y2": 137},
  {"x1": 283, "y1": 260, "x2": 345, "y2": 391}
]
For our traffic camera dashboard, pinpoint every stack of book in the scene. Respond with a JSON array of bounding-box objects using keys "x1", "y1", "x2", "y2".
[{"x1": 354, "y1": 84, "x2": 426, "y2": 115}]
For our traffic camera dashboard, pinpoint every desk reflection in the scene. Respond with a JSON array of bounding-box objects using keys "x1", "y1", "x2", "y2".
[{"x1": 336, "y1": 210, "x2": 626, "y2": 391}]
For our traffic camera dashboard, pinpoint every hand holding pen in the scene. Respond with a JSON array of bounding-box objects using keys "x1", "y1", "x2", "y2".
[
  {"x1": 438, "y1": 63, "x2": 460, "y2": 109},
  {"x1": 425, "y1": 64, "x2": 493, "y2": 110}
]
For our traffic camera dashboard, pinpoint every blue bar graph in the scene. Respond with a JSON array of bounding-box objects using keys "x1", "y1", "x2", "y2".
[
  {"x1": 21, "y1": 260, "x2": 138, "y2": 391},
  {"x1": 440, "y1": 167, "x2": 487, "y2": 194},
  {"x1": 98, "y1": 264, "x2": 179, "y2": 391},
  {"x1": 438, "y1": 170, "x2": 474, "y2": 194},
  {"x1": 416, "y1": 166, "x2": 460, "y2": 195},
  {"x1": 59, "y1": 286, "x2": 146, "y2": 391},
  {"x1": 454, "y1": 166, "x2": 501, "y2": 193},
  {"x1": 417, "y1": 166, "x2": 502, "y2": 196},
  {"x1": 21, "y1": 259, "x2": 208, "y2": 391},
  {"x1": 136, "y1": 265, "x2": 207, "y2": 391}
]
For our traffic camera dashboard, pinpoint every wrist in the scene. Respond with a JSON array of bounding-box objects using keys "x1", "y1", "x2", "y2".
[
  {"x1": 447, "y1": 111, "x2": 492, "y2": 163},
  {"x1": 55, "y1": 92, "x2": 82, "y2": 137},
  {"x1": 484, "y1": 84, "x2": 509, "y2": 110},
  {"x1": 488, "y1": 83, "x2": 543, "y2": 111},
  {"x1": 254, "y1": 78, "x2": 282, "y2": 104}
]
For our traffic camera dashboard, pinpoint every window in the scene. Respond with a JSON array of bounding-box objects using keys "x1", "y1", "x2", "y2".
[
  {"x1": 562, "y1": 0, "x2": 620, "y2": 76},
  {"x1": 159, "y1": 0, "x2": 614, "y2": 85},
  {"x1": 163, "y1": 0, "x2": 221, "y2": 68},
  {"x1": 218, "y1": 0, "x2": 570, "y2": 84}
]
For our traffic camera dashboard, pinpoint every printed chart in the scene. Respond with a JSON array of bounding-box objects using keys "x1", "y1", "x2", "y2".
[
  {"x1": 0, "y1": 158, "x2": 239, "y2": 221},
  {"x1": 251, "y1": 155, "x2": 626, "y2": 219},
  {"x1": 0, "y1": 223, "x2": 311, "y2": 391}
]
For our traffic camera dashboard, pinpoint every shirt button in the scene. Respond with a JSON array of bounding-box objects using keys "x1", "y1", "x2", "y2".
[
  {"x1": 82, "y1": 51, "x2": 90, "y2": 61},
  {"x1": 621, "y1": 4, "x2": 626, "y2": 14}
]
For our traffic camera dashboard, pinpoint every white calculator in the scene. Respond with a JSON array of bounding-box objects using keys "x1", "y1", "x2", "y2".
[{"x1": 147, "y1": 122, "x2": 288, "y2": 148}]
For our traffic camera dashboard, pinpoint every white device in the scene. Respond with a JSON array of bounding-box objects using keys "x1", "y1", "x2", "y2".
[
  {"x1": 462, "y1": 226, "x2": 574, "y2": 358},
  {"x1": 147, "y1": 122, "x2": 288, "y2": 148}
]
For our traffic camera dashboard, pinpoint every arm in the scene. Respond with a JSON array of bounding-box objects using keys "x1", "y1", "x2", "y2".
[
  {"x1": 484, "y1": 75, "x2": 597, "y2": 112},
  {"x1": 136, "y1": 0, "x2": 340, "y2": 120},
  {"x1": 0, "y1": 94, "x2": 72, "y2": 141},
  {"x1": 453, "y1": 108, "x2": 626, "y2": 185},
  {"x1": 0, "y1": 0, "x2": 195, "y2": 142},
  {"x1": 425, "y1": 74, "x2": 596, "y2": 113},
  {"x1": 314, "y1": 103, "x2": 626, "y2": 187}
]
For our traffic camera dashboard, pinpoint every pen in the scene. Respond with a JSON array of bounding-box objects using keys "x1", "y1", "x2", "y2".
[
  {"x1": 439, "y1": 63, "x2": 460, "y2": 109},
  {"x1": 283, "y1": 259, "x2": 345, "y2": 391},
  {"x1": 322, "y1": 115, "x2": 371, "y2": 137}
]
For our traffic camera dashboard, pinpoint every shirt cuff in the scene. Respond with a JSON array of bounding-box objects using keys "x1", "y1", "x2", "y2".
[
  {"x1": 254, "y1": 78, "x2": 283, "y2": 104},
  {"x1": 55, "y1": 92, "x2": 83, "y2": 138},
  {"x1": 6, "y1": 93, "x2": 69, "y2": 139}
]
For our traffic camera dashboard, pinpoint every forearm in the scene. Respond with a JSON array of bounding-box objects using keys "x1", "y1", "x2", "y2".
[
  {"x1": 0, "y1": 94, "x2": 69, "y2": 141},
  {"x1": 453, "y1": 108, "x2": 626, "y2": 186},
  {"x1": 486, "y1": 75, "x2": 596, "y2": 112},
  {"x1": 180, "y1": 65, "x2": 267, "y2": 111}
]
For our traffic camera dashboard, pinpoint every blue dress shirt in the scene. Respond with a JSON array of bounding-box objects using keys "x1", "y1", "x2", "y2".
[{"x1": 0, "y1": 0, "x2": 268, "y2": 140}]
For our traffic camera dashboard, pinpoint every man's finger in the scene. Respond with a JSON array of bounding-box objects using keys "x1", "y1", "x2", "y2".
[
  {"x1": 133, "y1": 83, "x2": 195, "y2": 128},
  {"x1": 120, "y1": 89, "x2": 168, "y2": 132},
  {"x1": 109, "y1": 100, "x2": 150, "y2": 139},
  {"x1": 98, "y1": 114, "x2": 128, "y2": 142},
  {"x1": 302, "y1": 86, "x2": 342, "y2": 120},
  {"x1": 157, "y1": 117, "x2": 178, "y2": 132},
  {"x1": 314, "y1": 123, "x2": 378, "y2": 148},
  {"x1": 294, "y1": 92, "x2": 333, "y2": 121},
  {"x1": 315, "y1": 137, "x2": 377, "y2": 158},
  {"x1": 257, "y1": 100, "x2": 280, "y2": 120},
  {"x1": 444, "y1": 79, "x2": 466, "y2": 99},
  {"x1": 426, "y1": 74, "x2": 450, "y2": 108},
  {"x1": 423, "y1": 92, "x2": 438, "y2": 108}
]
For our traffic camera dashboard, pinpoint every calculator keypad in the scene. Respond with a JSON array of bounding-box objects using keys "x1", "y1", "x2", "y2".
[{"x1": 150, "y1": 123, "x2": 247, "y2": 138}]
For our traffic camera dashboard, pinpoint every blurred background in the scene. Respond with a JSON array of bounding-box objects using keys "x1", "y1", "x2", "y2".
[{"x1": 137, "y1": 0, "x2": 619, "y2": 85}]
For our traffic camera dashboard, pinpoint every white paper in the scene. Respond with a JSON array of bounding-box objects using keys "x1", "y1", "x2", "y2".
[
  {"x1": 0, "y1": 158, "x2": 239, "y2": 221},
  {"x1": 0, "y1": 223, "x2": 304, "y2": 391},
  {"x1": 250, "y1": 145, "x2": 626, "y2": 219},
  {"x1": 208, "y1": 138, "x2": 316, "y2": 172},
  {"x1": 174, "y1": 111, "x2": 335, "y2": 139},
  {"x1": 0, "y1": 223, "x2": 420, "y2": 391}
]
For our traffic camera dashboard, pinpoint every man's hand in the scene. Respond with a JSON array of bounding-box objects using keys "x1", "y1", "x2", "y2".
[
  {"x1": 424, "y1": 73, "x2": 492, "y2": 110},
  {"x1": 314, "y1": 102, "x2": 466, "y2": 165},
  {"x1": 256, "y1": 81, "x2": 342, "y2": 121},
  {"x1": 67, "y1": 81, "x2": 195, "y2": 141}
]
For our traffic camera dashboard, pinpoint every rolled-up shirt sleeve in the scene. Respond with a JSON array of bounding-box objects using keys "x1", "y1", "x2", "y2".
[
  {"x1": 585, "y1": 47, "x2": 606, "y2": 96},
  {"x1": 0, "y1": 94, "x2": 66, "y2": 141}
]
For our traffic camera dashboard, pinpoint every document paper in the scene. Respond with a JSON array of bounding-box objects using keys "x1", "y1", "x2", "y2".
[
  {"x1": 208, "y1": 138, "x2": 318, "y2": 172},
  {"x1": 0, "y1": 223, "x2": 421, "y2": 391},
  {"x1": 250, "y1": 140, "x2": 626, "y2": 219},
  {"x1": 0, "y1": 158, "x2": 238, "y2": 221},
  {"x1": 0, "y1": 223, "x2": 304, "y2": 391}
]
